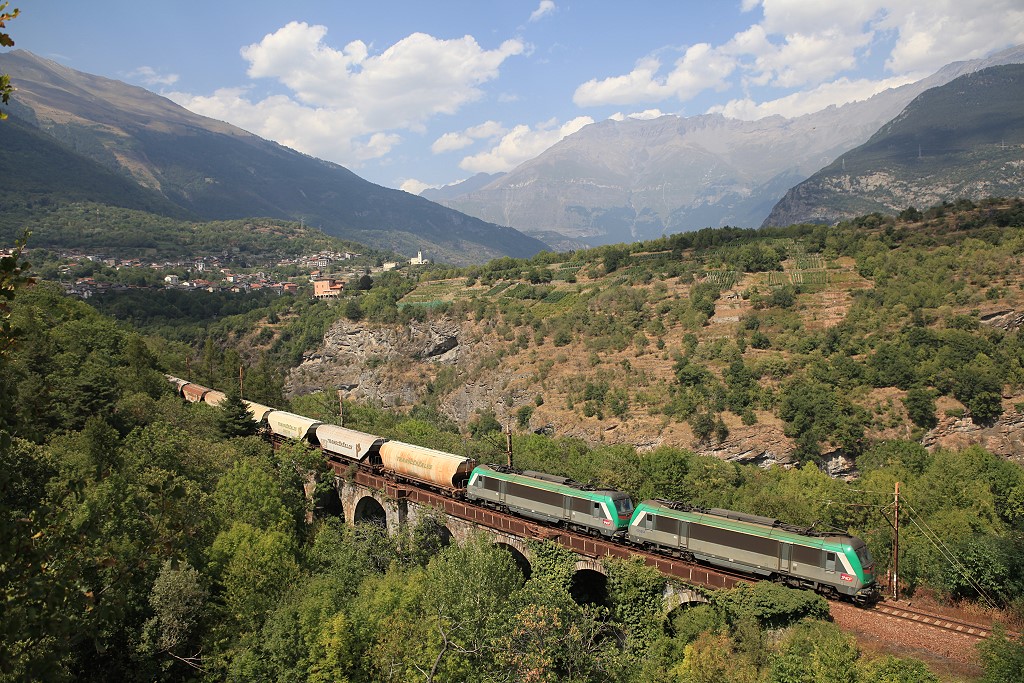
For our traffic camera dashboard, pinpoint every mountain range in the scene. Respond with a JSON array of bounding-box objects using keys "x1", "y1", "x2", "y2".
[
  {"x1": 763, "y1": 64, "x2": 1024, "y2": 226},
  {"x1": 0, "y1": 50, "x2": 548, "y2": 264},
  {"x1": 3, "y1": 47, "x2": 1023, "y2": 262},
  {"x1": 427, "y1": 46, "x2": 1024, "y2": 245}
]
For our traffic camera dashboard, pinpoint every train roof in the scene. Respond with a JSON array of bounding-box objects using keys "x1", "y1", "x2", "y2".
[
  {"x1": 316, "y1": 424, "x2": 386, "y2": 461},
  {"x1": 267, "y1": 411, "x2": 322, "y2": 439},
  {"x1": 473, "y1": 464, "x2": 627, "y2": 498},
  {"x1": 203, "y1": 390, "x2": 227, "y2": 407},
  {"x1": 181, "y1": 383, "x2": 211, "y2": 402},
  {"x1": 379, "y1": 440, "x2": 475, "y2": 489},
  {"x1": 242, "y1": 399, "x2": 274, "y2": 422},
  {"x1": 634, "y1": 500, "x2": 857, "y2": 549}
]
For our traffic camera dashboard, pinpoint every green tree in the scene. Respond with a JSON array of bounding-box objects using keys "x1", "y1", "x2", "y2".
[
  {"x1": 139, "y1": 559, "x2": 207, "y2": 669},
  {"x1": 903, "y1": 387, "x2": 938, "y2": 429},
  {"x1": 516, "y1": 404, "x2": 534, "y2": 429},
  {"x1": 216, "y1": 389, "x2": 258, "y2": 438},
  {"x1": 418, "y1": 535, "x2": 526, "y2": 680},
  {"x1": 769, "y1": 620, "x2": 859, "y2": 683},
  {"x1": 208, "y1": 522, "x2": 299, "y2": 634},
  {"x1": 468, "y1": 409, "x2": 502, "y2": 437},
  {"x1": 0, "y1": 3, "x2": 19, "y2": 119},
  {"x1": 859, "y1": 654, "x2": 939, "y2": 682},
  {"x1": 212, "y1": 459, "x2": 300, "y2": 535},
  {"x1": 978, "y1": 624, "x2": 1024, "y2": 683},
  {"x1": 713, "y1": 581, "x2": 829, "y2": 629}
]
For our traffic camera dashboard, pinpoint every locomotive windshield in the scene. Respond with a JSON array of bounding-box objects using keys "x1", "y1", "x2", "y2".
[
  {"x1": 614, "y1": 497, "x2": 634, "y2": 516},
  {"x1": 854, "y1": 541, "x2": 873, "y2": 569}
]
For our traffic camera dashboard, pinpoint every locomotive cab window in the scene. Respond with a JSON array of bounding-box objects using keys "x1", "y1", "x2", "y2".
[
  {"x1": 825, "y1": 551, "x2": 837, "y2": 573},
  {"x1": 593, "y1": 502, "x2": 606, "y2": 519}
]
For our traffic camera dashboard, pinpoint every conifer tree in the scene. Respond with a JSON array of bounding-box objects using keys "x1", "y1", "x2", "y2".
[{"x1": 218, "y1": 389, "x2": 257, "y2": 438}]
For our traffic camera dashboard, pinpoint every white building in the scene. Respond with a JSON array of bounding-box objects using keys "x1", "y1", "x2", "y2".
[{"x1": 409, "y1": 251, "x2": 430, "y2": 266}]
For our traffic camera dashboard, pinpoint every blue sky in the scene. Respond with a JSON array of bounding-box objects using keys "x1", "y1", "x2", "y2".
[{"x1": 8, "y1": 1, "x2": 1024, "y2": 193}]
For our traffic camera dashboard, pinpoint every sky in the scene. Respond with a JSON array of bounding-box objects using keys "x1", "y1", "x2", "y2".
[{"x1": 7, "y1": 1, "x2": 1024, "y2": 194}]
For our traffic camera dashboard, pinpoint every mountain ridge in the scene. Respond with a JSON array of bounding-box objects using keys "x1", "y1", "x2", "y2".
[
  {"x1": 763, "y1": 64, "x2": 1024, "y2": 226},
  {"x1": 430, "y1": 46, "x2": 1024, "y2": 245},
  {"x1": 0, "y1": 50, "x2": 549, "y2": 264}
]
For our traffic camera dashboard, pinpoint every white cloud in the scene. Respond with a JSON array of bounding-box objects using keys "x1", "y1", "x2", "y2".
[
  {"x1": 431, "y1": 120, "x2": 508, "y2": 153},
  {"x1": 400, "y1": 178, "x2": 437, "y2": 195},
  {"x1": 708, "y1": 73, "x2": 921, "y2": 119},
  {"x1": 529, "y1": 1, "x2": 556, "y2": 22},
  {"x1": 127, "y1": 66, "x2": 179, "y2": 87},
  {"x1": 573, "y1": 1, "x2": 1024, "y2": 116},
  {"x1": 878, "y1": 0, "x2": 1024, "y2": 74},
  {"x1": 609, "y1": 109, "x2": 668, "y2": 121},
  {"x1": 431, "y1": 132, "x2": 474, "y2": 153},
  {"x1": 627, "y1": 108, "x2": 667, "y2": 120},
  {"x1": 169, "y1": 22, "x2": 523, "y2": 166},
  {"x1": 459, "y1": 116, "x2": 593, "y2": 173},
  {"x1": 574, "y1": 43, "x2": 737, "y2": 107}
]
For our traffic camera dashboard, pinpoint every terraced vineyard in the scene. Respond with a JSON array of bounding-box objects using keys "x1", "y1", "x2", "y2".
[
  {"x1": 400, "y1": 279, "x2": 485, "y2": 307},
  {"x1": 702, "y1": 270, "x2": 740, "y2": 288}
]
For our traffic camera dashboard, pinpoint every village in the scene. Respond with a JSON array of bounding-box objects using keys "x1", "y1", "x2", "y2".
[{"x1": 2, "y1": 246, "x2": 433, "y2": 299}]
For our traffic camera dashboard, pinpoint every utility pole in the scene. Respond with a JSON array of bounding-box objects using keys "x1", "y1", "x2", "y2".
[
  {"x1": 892, "y1": 481, "x2": 900, "y2": 601},
  {"x1": 337, "y1": 389, "x2": 345, "y2": 427},
  {"x1": 505, "y1": 423, "x2": 513, "y2": 468}
]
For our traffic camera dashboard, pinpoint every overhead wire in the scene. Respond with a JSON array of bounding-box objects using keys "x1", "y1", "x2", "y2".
[{"x1": 901, "y1": 501, "x2": 999, "y2": 609}]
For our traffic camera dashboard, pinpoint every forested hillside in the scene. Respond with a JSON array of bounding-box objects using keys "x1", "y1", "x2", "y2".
[
  {"x1": 6, "y1": 203, "x2": 373, "y2": 260},
  {"x1": 3, "y1": 267, "x2": 1024, "y2": 681},
  {"x1": 222, "y1": 198, "x2": 1024, "y2": 475}
]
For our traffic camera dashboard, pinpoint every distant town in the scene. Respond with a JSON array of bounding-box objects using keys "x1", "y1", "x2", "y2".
[{"x1": 6, "y1": 246, "x2": 434, "y2": 299}]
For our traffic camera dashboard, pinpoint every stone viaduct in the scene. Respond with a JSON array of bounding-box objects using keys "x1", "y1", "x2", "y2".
[{"x1": 319, "y1": 467, "x2": 714, "y2": 607}]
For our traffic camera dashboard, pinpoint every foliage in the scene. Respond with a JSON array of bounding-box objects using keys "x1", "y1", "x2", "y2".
[
  {"x1": 217, "y1": 388, "x2": 258, "y2": 438},
  {"x1": 712, "y1": 581, "x2": 830, "y2": 628},
  {"x1": 8, "y1": 203, "x2": 1024, "y2": 679},
  {"x1": 0, "y1": 2, "x2": 18, "y2": 119},
  {"x1": 858, "y1": 655, "x2": 939, "y2": 682},
  {"x1": 978, "y1": 624, "x2": 1024, "y2": 683},
  {"x1": 769, "y1": 620, "x2": 860, "y2": 683},
  {"x1": 139, "y1": 559, "x2": 207, "y2": 662}
]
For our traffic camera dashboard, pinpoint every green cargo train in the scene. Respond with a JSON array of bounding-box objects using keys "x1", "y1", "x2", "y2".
[
  {"x1": 465, "y1": 464, "x2": 634, "y2": 538},
  {"x1": 627, "y1": 500, "x2": 880, "y2": 603}
]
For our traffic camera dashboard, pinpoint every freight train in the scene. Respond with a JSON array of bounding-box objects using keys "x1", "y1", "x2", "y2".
[{"x1": 169, "y1": 377, "x2": 880, "y2": 603}]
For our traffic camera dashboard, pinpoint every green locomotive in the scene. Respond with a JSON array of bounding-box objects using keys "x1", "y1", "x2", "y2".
[
  {"x1": 465, "y1": 464, "x2": 634, "y2": 537},
  {"x1": 627, "y1": 500, "x2": 879, "y2": 603}
]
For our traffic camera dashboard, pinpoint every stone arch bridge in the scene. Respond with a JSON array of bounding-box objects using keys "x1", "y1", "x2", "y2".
[{"x1": 323, "y1": 465, "x2": 721, "y2": 606}]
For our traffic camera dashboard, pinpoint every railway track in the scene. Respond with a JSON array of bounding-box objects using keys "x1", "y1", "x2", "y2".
[
  {"x1": 335, "y1": 461, "x2": 1008, "y2": 666},
  {"x1": 868, "y1": 601, "x2": 996, "y2": 640}
]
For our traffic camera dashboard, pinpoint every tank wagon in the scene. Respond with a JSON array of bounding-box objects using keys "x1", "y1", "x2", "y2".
[
  {"x1": 466, "y1": 464, "x2": 634, "y2": 538},
  {"x1": 379, "y1": 441, "x2": 475, "y2": 494},
  {"x1": 316, "y1": 424, "x2": 385, "y2": 467},
  {"x1": 181, "y1": 382, "x2": 212, "y2": 403},
  {"x1": 267, "y1": 411, "x2": 321, "y2": 442},
  {"x1": 202, "y1": 390, "x2": 227, "y2": 407},
  {"x1": 627, "y1": 500, "x2": 879, "y2": 603},
  {"x1": 241, "y1": 399, "x2": 274, "y2": 424}
]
